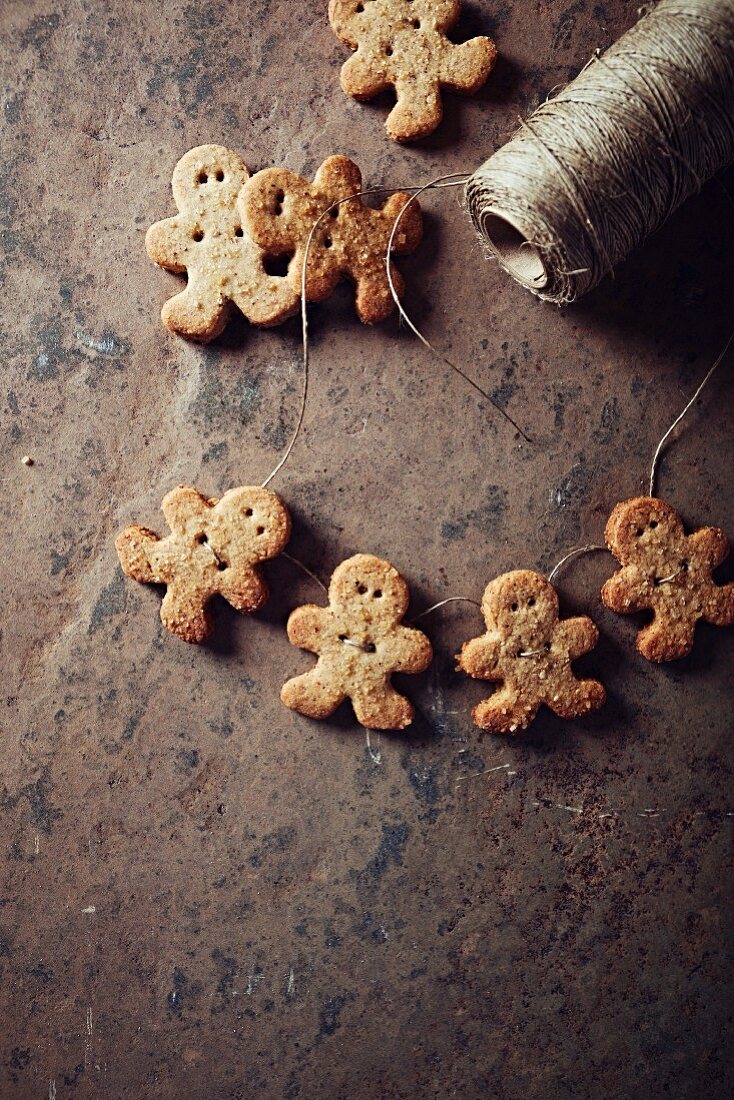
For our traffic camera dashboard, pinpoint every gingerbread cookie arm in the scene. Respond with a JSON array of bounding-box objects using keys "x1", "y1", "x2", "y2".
[
  {"x1": 439, "y1": 36, "x2": 497, "y2": 94},
  {"x1": 553, "y1": 616, "x2": 599, "y2": 661},
  {"x1": 115, "y1": 526, "x2": 160, "y2": 584},
  {"x1": 286, "y1": 605, "x2": 331, "y2": 655},
  {"x1": 161, "y1": 576, "x2": 213, "y2": 644},
  {"x1": 146, "y1": 217, "x2": 191, "y2": 275},
  {"x1": 601, "y1": 566, "x2": 652, "y2": 614},
  {"x1": 281, "y1": 669, "x2": 345, "y2": 719},
  {"x1": 705, "y1": 583, "x2": 734, "y2": 627},
  {"x1": 352, "y1": 682, "x2": 414, "y2": 731},
  {"x1": 393, "y1": 626, "x2": 433, "y2": 673},
  {"x1": 688, "y1": 525, "x2": 730, "y2": 568},
  {"x1": 473, "y1": 686, "x2": 540, "y2": 735},
  {"x1": 162, "y1": 486, "x2": 212, "y2": 536},
  {"x1": 457, "y1": 635, "x2": 501, "y2": 680},
  {"x1": 380, "y1": 192, "x2": 424, "y2": 254}
]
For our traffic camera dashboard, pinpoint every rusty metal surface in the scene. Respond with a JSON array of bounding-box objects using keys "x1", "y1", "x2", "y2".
[{"x1": 1, "y1": 2, "x2": 732, "y2": 1097}]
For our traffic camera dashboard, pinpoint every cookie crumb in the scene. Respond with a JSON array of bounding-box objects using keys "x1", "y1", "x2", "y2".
[{"x1": 21, "y1": 455, "x2": 34, "y2": 466}]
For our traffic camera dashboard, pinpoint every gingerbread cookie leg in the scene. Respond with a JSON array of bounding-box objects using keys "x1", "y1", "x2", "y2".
[
  {"x1": 473, "y1": 686, "x2": 539, "y2": 735},
  {"x1": 547, "y1": 675, "x2": 606, "y2": 720},
  {"x1": 161, "y1": 281, "x2": 230, "y2": 344},
  {"x1": 161, "y1": 577, "x2": 213, "y2": 644},
  {"x1": 352, "y1": 683, "x2": 413, "y2": 731},
  {"x1": 389, "y1": 78, "x2": 443, "y2": 142},
  {"x1": 637, "y1": 617, "x2": 695, "y2": 663},
  {"x1": 281, "y1": 670, "x2": 346, "y2": 720},
  {"x1": 116, "y1": 526, "x2": 159, "y2": 584},
  {"x1": 353, "y1": 267, "x2": 403, "y2": 325},
  {"x1": 217, "y1": 568, "x2": 269, "y2": 615}
]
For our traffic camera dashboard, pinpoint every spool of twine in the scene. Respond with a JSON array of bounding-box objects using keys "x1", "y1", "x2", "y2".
[{"x1": 466, "y1": 0, "x2": 734, "y2": 304}]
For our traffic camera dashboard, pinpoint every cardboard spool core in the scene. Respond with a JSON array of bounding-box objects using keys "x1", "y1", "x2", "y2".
[{"x1": 481, "y1": 211, "x2": 547, "y2": 290}]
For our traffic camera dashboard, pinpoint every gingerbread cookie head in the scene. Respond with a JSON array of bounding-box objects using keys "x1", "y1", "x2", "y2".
[
  {"x1": 458, "y1": 569, "x2": 605, "y2": 734},
  {"x1": 116, "y1": 485, "x2": 291, "y2": 643},
  {"x1": 601, "y1": 496, "x2": 734, "y2": 662},
  {"x1": 145, "y1": 144, "x2": 299, "y2": 342},
  {"x1": 239, "y1": 154, "x2": 423, "y2": 324},
  {"x1": 281, "y1": 553, "x2": 432, "y2": 730},
  {"x1": 329, "y1": 0, "x2": 497, "y2": 142},
  {"x1": 329, "y1": 553, "x2": 410, "y2": 620},
  {"x1": 481, "y1": 569, "x2": 559, "y2": 649}
]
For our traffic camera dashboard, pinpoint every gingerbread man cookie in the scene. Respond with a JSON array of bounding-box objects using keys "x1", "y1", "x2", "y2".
[
  {"x1": 457, "y1": 570, "x2": 605, "y2": 734},
  {"x1": 145, "y1": 145, "x2": 299, "y2": 342},
  {"x1": 116, "y1": 485, "x2": 291, "y2": 643},
  {"x1": 238, "y1": 155, "x2": 422, "y2": 324},
  {"x1": 329, "y1": 0, "x2": 497, "y2": 142},
  {"x1": 281, "y1": 554, "x2": 432, "y2": 729},
  {"x1": 601, "y1": 496, "x2": 734, "y2": 662}
]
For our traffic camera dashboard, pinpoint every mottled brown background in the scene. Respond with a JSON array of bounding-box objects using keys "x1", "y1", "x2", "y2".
[{"x1": 1, "y1": 1, "x2": 732, "y2": 1097}]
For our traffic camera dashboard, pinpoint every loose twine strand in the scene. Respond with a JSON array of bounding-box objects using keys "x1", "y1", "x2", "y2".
[
  {"x1": 466, "y1": 0, "x2": 734, "y2": 302},
  {"x1": 261, "y1": 174, "x2": 531, "y2": 488}
]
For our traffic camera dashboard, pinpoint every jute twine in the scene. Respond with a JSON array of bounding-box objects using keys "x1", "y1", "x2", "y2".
[{"x1": 466, "y1": 0, "x2": 734, "y2": 303}]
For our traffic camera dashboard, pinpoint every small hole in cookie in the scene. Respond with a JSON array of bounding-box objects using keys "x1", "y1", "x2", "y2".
[
  {"x1": 544, "y1": 642, "x2": 551, "y2": 652},
  {"x1": 263, "y1": 253, "x2": 291, "y2": 277},
  {"x1": 374, "y1": 589, "x2": 382, "y2": 598},
  {"x1": 197, "y1": 171, "x2": 208, "y2": 185},
  {"x1": 323, "y1": 236, "x2": 333, "y2": 249},
  {"x1": 650, "y1": 519, "x2": 658, "y2": 529},
  {"x1": 385, "y1": 45, "x2": 393, "y2": 56},
  {"x1": 635, "y1": 527, "x2": 644, "y2": 537},
  {"x1": 245, "y1": 508, "x2": 253, "y2": 517},
  {"x1": 329, "y1": 208, "x2": 339, "y2": 219},
  {"x1": 217, "y1": 560, "x2": 227, "y2": 571},
  {"x1": 274, "y1": 189, "x2": 285, "y2": 215},
  {"x1": 681, "y1": 560, "x2": 689, "y2": 571},
  {"x1": 256, "y1": 526, "x2": 265, "y2": 535},
  {"x1": 192, "y1": 229, "x2": 205, "y2": 242},
  {"x1": 356, "y1": 582, "x2": 367, "y2": 594},
  {"x1": 363, "y1": 642, "x2": 376, "y2": 653},
  {"x1": 197, "y1": 534, "x2": 208, "y2": 544},
  {"x1": 527, "y1": 597, "x2": 535, "y2": 607},
  {"x1": 234, "y1": 226, "x2": 244, "y2": 238},
  {"x1": 412, "y1": 18, "x2": 420, "y2": 28},
  {"x1": 215, "y1": 169, "x2": 225, "y2": 182},
  {"x1": 356, "y1": 2, "x2": 364, "y2": 9},
  {"x1": 511, "y1": 602, "x2": 518, "y2": 612}
]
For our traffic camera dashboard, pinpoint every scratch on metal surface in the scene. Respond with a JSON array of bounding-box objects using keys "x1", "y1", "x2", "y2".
[
  {"x1": 34, "y1": 834, "x2": 40, "y2": 855},
  {"x1": 287, "y1": 969, "x2": 295, "y2": 996},
  {"x1": 81, "y1": 905, "x2": 96, "y2": 914},
  {"x1": 49, "y1": 1081, "x2": 56, "y2": 1100},
  {"x1": 455, "y1": 762, "x2": 509, "y2": 785}
]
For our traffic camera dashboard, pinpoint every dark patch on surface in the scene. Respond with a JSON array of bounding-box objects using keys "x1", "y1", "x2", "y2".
[
  {"x1": 3, "y1": 95, "x2": 23, "y2": 124},
  {"x1": 202, "y1": 440, "x2": 228, "y2": 463},
  {"x1": 1, "y1": 770, "x2": 62, "y2": 835},
  {"x1": 50, "y1": 549, "x2": 70, "y2": 575},
  {"x1": 441, "y1": 485, "x2": 507, "y2": 542},
  {"x1": 406, "y1": 765, "x2": 441, "y2": 823},
  {"x1": 593, "y1": 396, "x2": 620, "y2": 444},
  {"x1": 354, "y1": 821, "x2": 409, "y2": 891},
  {"x1": 167, "y1": 967, "x2": 201, "y2": 1017},
  {"x1": 249, "y1": 826, "x2": 296, "y2": 868},
  {"x1": 20, "y1": 12, "x2": 61, "y2": 50},
  {"x1": 88, "y1": 570, "x2": 127, "y2": 635},
  {"x1": 552, "y1": 0, "x2": 588, "y2": 49},
  {"x1": 318, "y1": 993, "x2": 352, "y2": 1037},
  {"x1": 175, "y1": 748, "x2": 200, "y2": 774}
]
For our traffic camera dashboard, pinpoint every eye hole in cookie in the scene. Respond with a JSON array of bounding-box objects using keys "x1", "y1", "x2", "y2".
[
  {"x1": 511, "y1": 601, "x2": 519, "y2": 612},
  {"x1": 527, "y1": 597, "x2": 536, "y2": 607},
  {"x1": 544, "y1": 642, "x2": 551, "y2": 652},
  {"x1": 635, "y1": 527, "x2": 644, "y2": 537},
  {"x1": 323, "y1": 235, "x2": 333, "y2": 249},
  {"x1": 215, "y1": 169, "x2": 225, "y2": 182},
  {"x1": 356, "y1": 2, "x2": 364, "y2": 10},
  {"x1": 192, "y1": 228, "x2": 205, "y2": 242},
  {"x1": 216, "y1": 560, "x2": 227, "y2": 571},
  {"x1": 245, "y1": 508, "x2": 254, "y2": 517},
  {"x1": 196, "y1": 534, "x2": 208, "y2": 544},
  {"x1": 681, "y1": 560, "x2": 689, "y2": 571},
  {"x1": 650, "y1": 519, "x2": 658, "y2": 529},
  {"x1": 263, "y1": 253, "x2": 291, "y2": 277},
  {"x1": 273, "y1": 189, "x2": 285, "y2": 216},
  {"x1": 411, "y1": 18, "x2": 421, "y2": 28},
  {"x1": 234, "y1": 226, "x2": 244, "y2": 238},
  {"x1": 197, "y1": 171, "x2": 208, "y2": 185},
  {"x1": 256, "y1": 526, "x2": 265, "y2": 536},
  {"x1": 374, "y1": 589, "x2": 383, "y2": 599},
  {"x1": 356, "y1": 582, "x2": 368, "y2": 595},
  {"x1": 385, "y1": 44, "x2": 394, "y2": 56}
]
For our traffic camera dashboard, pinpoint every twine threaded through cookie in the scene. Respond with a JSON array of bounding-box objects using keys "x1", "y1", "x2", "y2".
[{"x1": 466, "y1": 0, "x2": 734, "y2": 303}]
